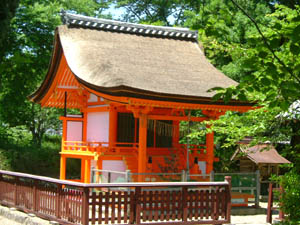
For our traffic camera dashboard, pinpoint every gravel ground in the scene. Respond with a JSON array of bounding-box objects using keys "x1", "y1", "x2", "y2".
[{"x1": 0, "y1": 216, "x2": 22, "y2": 225}]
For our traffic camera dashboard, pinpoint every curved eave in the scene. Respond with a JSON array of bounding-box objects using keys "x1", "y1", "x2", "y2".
[
  {"x1": 75, "y1": 74, "x2": 256, "y2": 108},
  {"x1": 28, "y1": 29, "x2": 62, "y2": 103}
]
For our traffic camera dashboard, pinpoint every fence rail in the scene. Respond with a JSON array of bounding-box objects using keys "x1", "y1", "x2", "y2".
[
  {"x1": 0, "y1": 170, "x2": 232, "y2": 225},
  {"x1": 92, "y1": 169, "x2": 260, "y2": 207}
]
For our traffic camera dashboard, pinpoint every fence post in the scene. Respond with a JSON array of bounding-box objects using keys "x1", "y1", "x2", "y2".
[
  {"x1": 255, "y1": 170, "x2": 260, "y2": 208},
  {"x1": 91, "y1": 167, "x2": 94, "y2": 183},
  {"x1": 181, "y1": 170, "x2": 185, "y2": 182},
  {"x1": 225, "y1": 176, "x2": 231, "y2": 222},
  {"x1": 210, "y1": 170, "x2": 215, "y2": 181},
  {"x1": 182, "y1": 186, "x2": 188, "y2": 222},
  {"x1": 33, "y1": 180, "x2": 38, "y2": 212},
  {"x1": 82, "y1": 187, "x2": 90, "y2": 225},
  {"x1": 266, "y1": 182, "x2": 273, "y2": 223},
  {"x1": 0, "y1": 174, "x2": 3, "y2": 200},
  {"x1": 135, "y1": 187, "x2": 141, "y2": 224},
  {"x1": 126, "y1": 170, "x2": 131, "y2": 183},
  {"x1": 56, "y1": 184, "x2": 62, "y2": 219},
  {"x1": 108, "y1": 172, "x2": 111, "y2": 183},
  {"x1": 14, "y1": 177, "x2": 19, "y2": 206}
]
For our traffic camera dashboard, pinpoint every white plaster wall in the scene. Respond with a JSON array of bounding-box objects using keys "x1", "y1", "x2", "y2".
[
  {"x1": 66, "y1": 121, "x2": 82, "y2": 141},
  {"x1": 87, "y1": 112, "x2": 109, "y2": 143},
  {"x1": 102, "y1": 160, "x2": 126, "y2": 182}
]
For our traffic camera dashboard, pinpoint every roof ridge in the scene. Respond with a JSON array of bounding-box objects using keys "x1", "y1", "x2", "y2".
[{"x1": 60, "y1": 10, "x2": 198, "y2": 41}]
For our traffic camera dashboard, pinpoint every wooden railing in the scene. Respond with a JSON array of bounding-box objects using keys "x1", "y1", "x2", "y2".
[
  {"x1": 62, "y1": 141, "x2": 139, "y2": 155},
  {"x1": 0, "y1": 170, "x2": 232, "y2": 225}
]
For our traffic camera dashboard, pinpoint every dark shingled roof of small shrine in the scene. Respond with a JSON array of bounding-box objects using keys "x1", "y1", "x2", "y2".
[{"x1": 30, "y1": 11, "x2": 254, "y2": 106}]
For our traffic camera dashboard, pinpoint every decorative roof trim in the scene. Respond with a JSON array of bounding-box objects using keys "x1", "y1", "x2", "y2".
[{"x1": 60, "y1": 10, "x2": 198, "y2": 41}]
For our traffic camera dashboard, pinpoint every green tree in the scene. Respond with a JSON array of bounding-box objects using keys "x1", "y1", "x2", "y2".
[
  {"x1": 112, "y1": 0, "x2": 201, "y2": 25},
  {"x1": 0, "y1": 0, "x2": 20, "y2": 59},
  {"x1": 0, "y1": 0, "x2": 112, "y2": 146}
]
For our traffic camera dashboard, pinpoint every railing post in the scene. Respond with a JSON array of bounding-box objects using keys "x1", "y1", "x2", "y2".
[
  {"x1": 0, "y1": 173, "x2": 3, "y2": 200},
  {"x1": 181, "y1": 170, "x2": 185, "y2": 182},
  {"x1": 135, "y1": 187, "x2": 141, "y2": 224},
  {"x1": 56, "y1": 184, "x2": 62, "y2": 219},
  {"x1": 14, "y1": 177, "x2": 19, "y2": 206},
  {"x1": 108, "y1": 172, "x2": 111, "y2": 183},
  {"x1": 82, "y1": 187, "x2": 90, "y2": 225},
  {"x1": 225, "y1": 176, "x2": 231, "y2": 222},
  {"x1": 255, "y1": 170, "x2": 260, "y2": 208},
  {"x1": 182, "y1": 186, "x2": 188, "y2": 222},
  {"x1": 33, "y1": 180, "x2": 38, "y2": 212},
  {"x1": 126, "y1": 170, "x2": 131, "y2": 183},
  {"x1": 91, "y1": 167, "x2": 94, "y2": 183},
  {"x1": 210, "y1": 170, "x2": 215, "y2": 181},
  {"x1": 267, "y1": 182, "x2": 273, "y2": 223}
]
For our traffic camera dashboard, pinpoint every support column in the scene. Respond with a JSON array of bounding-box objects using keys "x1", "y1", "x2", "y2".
[
  {"x1": 84, "y1": 159, "x2": 91, "y2": 183},
  {"x1": 206, "y1": 130, "x2": 214, "y2": 174},
  {"x1": 81, "y1": 158, "x2": 85, "y2": 182},
  {"x1": 60, "y1": 156, "x2": 66, "y2": 180},
  {"x1": 109, "y1": 106, "x2": 118, "y2": 147},
  {"x1": 138, "y1": 114, "x2": 148, "y2": 182}
]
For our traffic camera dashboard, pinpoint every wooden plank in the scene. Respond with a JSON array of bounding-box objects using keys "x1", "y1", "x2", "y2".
[
  {"x1": 171, "y1": 191, "x2": 177, "y2": 220},
  {"x1": 177, "y1": 191, "x2": 182, "y2": 220},
  {"x1": 123, "y1": 191, "x2": 128, "y2": 223},
  {"x1": 98, "y1": 191, "x2": 103, "y2": 224},
  {"x1": 182, "y1": 187, "x2": 188, "y2": 222},
  {"x1": 148, "y1": 190, "x2": 153, "y2": 221},
  {"x1": 154, "y1": 191, "x2": 159, "y2": 221},
  {"x1": 160, "y1": 191, "x2": 166, "y2": 221},
  {"x1": 129, "y1": 191, "x2": 135, "y2": 224},
  {"x1": 194, "y1": 190, "x2": 200, "y2": 220},
  {"x1": 117, "y1": 191, "x2": 122, "y2": 223},
  {"x1": 205, "y1": 190, "x2": 210, "y2": 219},
  {"x1": 111, "y1": 191, "x2": 116, "y2": 224},
  {"x1": 166, "y1": 191, "x2": 171, "y2": 221},
  {"x1": 104, "y1": 191, "x2": 109, "y2": 224},
  {"x1": 142, "y1": 191, "x2": 148, "y2": 221},
  {"x1": 91, "y1": 192, "x2": 96, "y2": 224},
  {"x1": 135, "y1": 187, "x2": 141, "y2": 224}
]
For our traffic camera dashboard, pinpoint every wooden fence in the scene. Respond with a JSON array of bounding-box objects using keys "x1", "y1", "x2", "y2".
[
  {"x1": 267, "y1": 183, "x2": 284, "y2": 223},
  {"x1": 0, "y1": 170, "x2": 232, "y2": 225}
]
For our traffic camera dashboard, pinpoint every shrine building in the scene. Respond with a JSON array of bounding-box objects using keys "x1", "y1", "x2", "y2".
[{"x1": 30, "y1": 12, "x2": 253, "y2": 183}]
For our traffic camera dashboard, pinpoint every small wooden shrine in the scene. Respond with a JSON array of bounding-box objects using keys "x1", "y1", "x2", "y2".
[
  {"x1": 232, "y1": 143, "x2": 291, "y2": 180},
  {"x1": 30, "y1": 12, "x2": 253, "y2": 183}
]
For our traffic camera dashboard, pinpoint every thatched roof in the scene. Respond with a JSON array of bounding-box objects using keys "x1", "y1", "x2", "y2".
[
  {"x1": 232, "y1": 144, "x2": 291, "y2": 164},
  {"x1": 30, "y1": 12, "x2": 254, "y2": 107}
]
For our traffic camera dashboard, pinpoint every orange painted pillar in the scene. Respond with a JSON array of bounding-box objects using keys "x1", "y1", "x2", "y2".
[
  {"x1": 60, "y1": 156, "x2": 66, "y2": 180},
  {"x1": 81, "y1": 158, "x2": 85, "y2": 182},
  {"x1": 206, "y1": 131, "x2": 214, "y2": 174},
  {"x1": 172, "y1": 121, "x2": 180, "y2": 146},
  {"x1": 82, "y1": 111, "x2": 87, "y2": 141},
  {"x1": 138, "y1": 114, "x2": 147, "y2": 182},
  {"x1": 84, "y1": 159, "x2": 91, "y2": 183},
  {"x1": 109, "y1": 105, "x2": 118, "y2": 147}
]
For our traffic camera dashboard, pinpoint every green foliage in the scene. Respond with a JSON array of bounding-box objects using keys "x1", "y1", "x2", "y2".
[
  {"x1": 113, "y1": 0, "x2": 200, "y2": 25},
  {"x1": 185, "y1": 0, "x2": 272, "y2": 82},
  {"x1": 0, "y1": 127, "x2": 61, "y2": 177},
  {"x1": 0, "y1": 0, "x2": 112, "y2": 146},
  {"x1": 0, "y1": 0, "x2": 20, "y2": 59},
  {"x1": 207, "y1": 5, "x2": 300, "y2": 109},
  {"x1": 277, "y1": 169, "x2": 300, "y2": 224}
]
